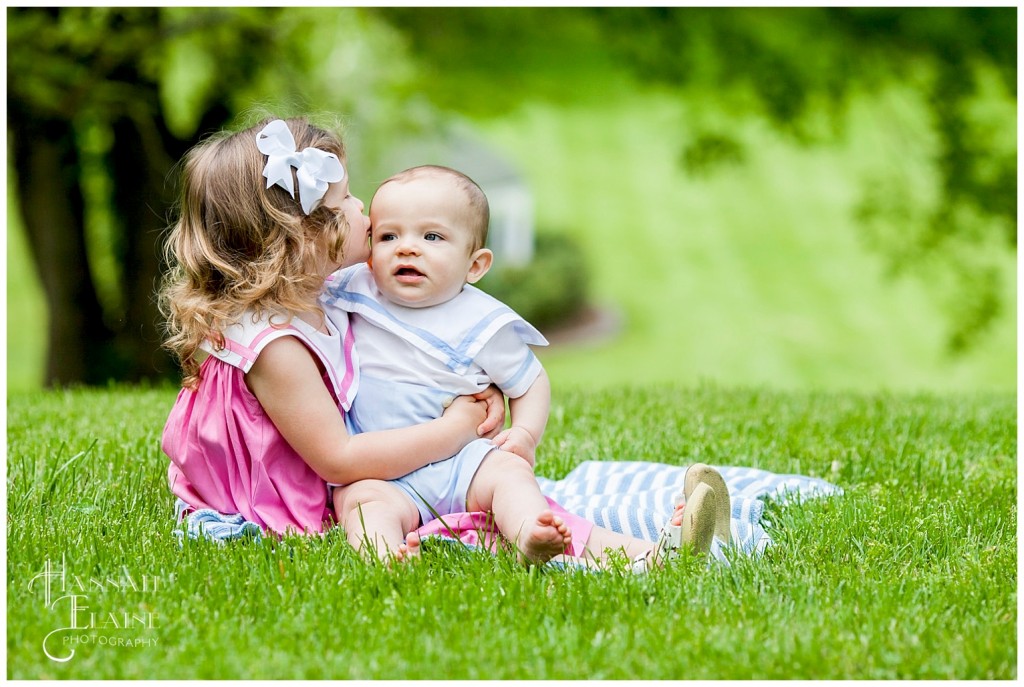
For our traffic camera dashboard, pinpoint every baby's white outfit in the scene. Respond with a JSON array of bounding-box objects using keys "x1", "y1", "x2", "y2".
[{"x1": 322, "y1": 264, "x2": 549, "y2": 524}]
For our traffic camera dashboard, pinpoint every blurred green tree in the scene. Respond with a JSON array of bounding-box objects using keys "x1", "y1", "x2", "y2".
[
  {"x1": 9, "y1": 8, "x2": 230, "y2": 385},
  {"x1": 8, "y1": 7, "x2": 1014, "y2": 386},
  {"x1": 375, "y1": 6, "x2": 1016, "y2": 352},
  {"x1": 7, "y1": 7, "x2": 413, "y2": 385}
]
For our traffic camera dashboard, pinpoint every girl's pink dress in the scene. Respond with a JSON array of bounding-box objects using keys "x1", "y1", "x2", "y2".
[{"x1": 162, "y1": 311, "x2": 357, "y2": 535}]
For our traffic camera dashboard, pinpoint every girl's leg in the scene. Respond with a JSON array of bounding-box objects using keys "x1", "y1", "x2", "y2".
[
  {"x1": 563, "y1": 505, "x2": 685, "y2": 566},
  {"x1": 569, "y1": 484, "x2": 718, "y2": 569},
  {"x1": 578, "y1": 524, "x2": 662, "y2": 563},
  {"x1": 333, "y1": 479, "x2": 421, "y2": 561},
  {"x1": 465, "y1": 450, "x2": 573, "y2": 565}
]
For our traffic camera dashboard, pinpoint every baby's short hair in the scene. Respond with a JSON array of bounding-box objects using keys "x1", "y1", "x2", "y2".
[{"x1": 380, "y1": 165, "x2": 490, "y2": 251}]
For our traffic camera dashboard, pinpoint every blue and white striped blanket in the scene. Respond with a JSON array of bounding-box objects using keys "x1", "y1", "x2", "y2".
[
  {"x1": 536, "y1": 460, "x2": 842, "y2": 563},
  {"x1": 173, "y1": 503, "x2": 264, "y2": 544},
  {"x1": 175, "y1": 461, "x2": 842, "y2": 562}
]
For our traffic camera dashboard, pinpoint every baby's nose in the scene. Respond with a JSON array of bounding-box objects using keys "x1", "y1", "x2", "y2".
[{"x1": 396, "y1": 238, "x2": 419, "y2": 253}]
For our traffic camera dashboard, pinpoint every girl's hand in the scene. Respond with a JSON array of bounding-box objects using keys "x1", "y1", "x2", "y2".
[
  {"x1": 442, "y1": 395, "x2": 490, "y2": 443},
  {"x1": 472, "y1": 385, "x2": 507, "y2": 438}
]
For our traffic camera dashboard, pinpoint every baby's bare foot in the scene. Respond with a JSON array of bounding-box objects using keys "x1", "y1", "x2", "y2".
[
  {"x1": 394, "y1": 530, "x2": 421, "y2": 564},
  {"x1": 518, "y1": 510, "x2": 572, "y2": 566}
]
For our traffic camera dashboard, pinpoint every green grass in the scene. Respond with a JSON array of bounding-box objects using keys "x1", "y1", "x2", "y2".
[{"x1": 6, "y1": 384, "x2": 1015, "y2": 679}]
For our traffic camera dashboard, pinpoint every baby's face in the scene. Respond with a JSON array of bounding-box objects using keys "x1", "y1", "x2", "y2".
[{"x1": 368, "y1": 176, "x2": 486, "y2": 308}]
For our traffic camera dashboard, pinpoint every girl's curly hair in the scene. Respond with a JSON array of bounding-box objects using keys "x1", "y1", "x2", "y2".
[{"x1": 159, "y1": 117, "x2": 350, "y2": 389}]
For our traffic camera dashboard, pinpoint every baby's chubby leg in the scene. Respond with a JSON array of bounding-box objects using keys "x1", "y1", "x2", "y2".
[
  {"x1": 333, "y1": 479, "x2": 420, "y2": 561},
  {"x1": 465, "y1": 449, "x2": 572, "y2": 565}
]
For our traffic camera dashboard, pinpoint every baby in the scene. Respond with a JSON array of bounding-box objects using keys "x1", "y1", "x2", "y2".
[{"x1": 324, "y1": 165, "x2": 721, "y2": 567}]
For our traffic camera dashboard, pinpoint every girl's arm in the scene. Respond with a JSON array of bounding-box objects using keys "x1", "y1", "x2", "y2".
[{"x1": 247, "y1": 336, "x2": 488, "y2": 485}]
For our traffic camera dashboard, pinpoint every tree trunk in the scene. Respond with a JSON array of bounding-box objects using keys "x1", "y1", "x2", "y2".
[
  {"x1": 108, "y1": 115, "x2": 177, "y2": 381},
  {"x1": 9, "y1": 112, "x2": 120, "y2": 386},
  {"x1": 106, "y1": 104, "x2": 233, "y2": 382}
]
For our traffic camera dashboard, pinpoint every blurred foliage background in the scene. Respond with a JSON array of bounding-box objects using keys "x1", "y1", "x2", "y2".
[{"x1": 6, "y1": 7, "x2": 1016, "y2": 393}]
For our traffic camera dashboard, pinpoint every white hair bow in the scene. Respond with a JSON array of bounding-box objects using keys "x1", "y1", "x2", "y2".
[{"x1": 255, "y1": 119, "x2": 345, "y2": 215}]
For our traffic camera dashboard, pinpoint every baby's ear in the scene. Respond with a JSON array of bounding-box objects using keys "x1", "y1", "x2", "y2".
[{"x1": 466, "y1": 248, "x2": 494, "y2": 284}]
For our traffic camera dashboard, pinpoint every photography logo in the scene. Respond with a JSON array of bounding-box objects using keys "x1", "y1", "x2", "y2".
[{"x1": 28, "y1": 556, "x2": 161, "y2": 663}]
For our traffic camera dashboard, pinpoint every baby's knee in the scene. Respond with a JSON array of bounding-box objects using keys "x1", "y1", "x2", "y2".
[
  {"x1": 333, "y1": 480, "x2": 406, "y2": 517},
  {"x1": 478, "y1": 449, "x2": 535, "y2": 483}
]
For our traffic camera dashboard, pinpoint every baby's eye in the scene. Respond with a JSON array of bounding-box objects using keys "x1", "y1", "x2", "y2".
[
  {"x1": 424, "y1": 232, "x2": 443, "y2": 241},
  {"x1": 377, "y1": 233, "x2": 397, "y2": 242}
]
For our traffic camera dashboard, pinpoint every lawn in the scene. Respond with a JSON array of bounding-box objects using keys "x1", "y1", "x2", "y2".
[{"x1": 6, "y1": 384, "x2": 1015, "y2": 679}]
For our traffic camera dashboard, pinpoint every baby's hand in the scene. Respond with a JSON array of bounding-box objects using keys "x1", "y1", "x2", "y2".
[{"x1": 491, "y1": 426, "x2": 537, "y2": 467}]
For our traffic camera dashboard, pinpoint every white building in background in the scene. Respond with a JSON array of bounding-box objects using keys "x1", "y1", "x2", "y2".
[{"x1": 378, "y1": 122, "x2": 535, "y2": 268}]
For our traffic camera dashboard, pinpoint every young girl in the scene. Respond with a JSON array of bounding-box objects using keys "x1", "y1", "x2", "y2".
[
  {"x1": 159, "y1": 117, "x2": 719, "y2": 571},
  {"x1": 160, "y1": 117, "x2": 499, "y2": 537}
]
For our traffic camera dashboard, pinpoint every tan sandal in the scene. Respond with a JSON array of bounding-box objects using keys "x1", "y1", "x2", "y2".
[
  {"x1": 632, "y1": 483, "x2": 717, "y2": 573},
  {"x1": 684, "y1": 463, "x2": 731, "y2": 544}
]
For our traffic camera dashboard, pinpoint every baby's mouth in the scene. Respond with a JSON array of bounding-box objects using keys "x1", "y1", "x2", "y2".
[{"x1": 396, "y1": 267, "x2": 423, "y2": 277}]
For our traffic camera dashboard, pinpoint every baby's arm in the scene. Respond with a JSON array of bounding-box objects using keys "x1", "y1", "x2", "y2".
[
  {"x1": 248, "y1": 336, "x2": 489, "y2": 485},
  {"x1": 491, "y1": 368, "x2": 551, "y2": 467}
]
